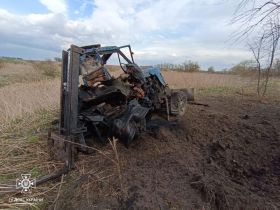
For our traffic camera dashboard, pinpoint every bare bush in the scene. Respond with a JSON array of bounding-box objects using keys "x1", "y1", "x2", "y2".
[
  {"x1": 248, "y1": 22, "x2": 280, "y2": 97},
  {"x1": 207, "y1": 66, "x2": 215, "y2": 73},
  {"x1": 233, "y1": 0, "x2": 280, "y2": 97},
  {"x1": 183, "y1": 60, "x2": 200, "y2": 72},
  {"x1": 229, "y1": 60, "x2": 256, "y2": 76}
]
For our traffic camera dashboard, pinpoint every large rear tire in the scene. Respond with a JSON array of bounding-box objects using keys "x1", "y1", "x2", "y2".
[{"x1": 170, "y1": 91, "x2": 187, "y2": 117}]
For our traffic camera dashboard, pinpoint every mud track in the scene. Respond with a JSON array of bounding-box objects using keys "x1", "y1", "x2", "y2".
[{"x1": 56, "y1": 94, "x2": 280, "y2": 209}]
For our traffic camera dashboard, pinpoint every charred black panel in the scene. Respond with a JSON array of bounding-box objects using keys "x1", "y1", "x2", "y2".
[{"x1": 112, "y1": 100, "x2": 149, "y2": 147}]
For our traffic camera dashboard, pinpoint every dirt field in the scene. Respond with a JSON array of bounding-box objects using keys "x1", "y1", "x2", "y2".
[
  {"x1": 51, "y1": 93, "x2": 280, "y2": 210},
  {"x1": 0, "y1": 61, "x2": 280, "y2": 209}
]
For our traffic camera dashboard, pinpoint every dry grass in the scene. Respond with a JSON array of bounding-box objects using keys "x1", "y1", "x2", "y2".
[
  {"x1": 0, "y1": 111, "x2": 61, "y2": 180},
  {"x1": 108, "y1": 66, "x2": 254, "y2": 89},
  {"x1": 0, "y1": 60, "x2": 5, "y2": 69},
  {"x1": 0, "y1": 110, "x2": 65, "y2": 209},
  {"x1": 0, "y1": 63, "x2": 41, "y2": 87},
  {"x1": 0, "y1": 61, "x2": 279, "y2": 209},
  {"x1": 0, "y1": 79, "x2": 60, "y2": 127},
  {"x1": 31, "y1": 61, "x2": 60, "y2": 78},
  {"x1": 162, "y1": 71, "x2": 253, "y2": 89},
  {"x1": 0, "y1": 61, "x2": 60, "y2": 87},
  {"x1": 0, "y1": 64, "x2": 257, "y2": 126},
  {"x1": 0, "y1": 63, "x2": 34, "y2": 75}
]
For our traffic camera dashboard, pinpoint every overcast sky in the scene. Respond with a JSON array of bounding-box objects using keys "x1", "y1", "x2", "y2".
[{"x1": 0, "y1": 0, "x2": 252, "y2": 70}]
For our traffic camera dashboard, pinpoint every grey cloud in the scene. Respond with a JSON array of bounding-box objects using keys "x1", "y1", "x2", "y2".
[{"x1": 0, "y1": 0, "x2": 251, "y2": 69}]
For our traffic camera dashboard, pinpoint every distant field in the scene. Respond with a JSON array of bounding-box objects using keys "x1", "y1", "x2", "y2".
[
  {"x1": 0, "y1": 60, "x2": 61, "y2": 127},
  {"x1": 0, "y1": 60, "x2": 277, "y2": 126},
  {"x1": 0, "y1": 59, "x2": 60, "y2": 87},
  {"x1": 0, "y1": 79, "x2": 60, "y2": 125},
  {"x1": 162, "y1": 70, "x2": 252, "y2": 89}
]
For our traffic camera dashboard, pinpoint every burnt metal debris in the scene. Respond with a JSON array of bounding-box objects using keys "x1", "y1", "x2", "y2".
[{"x1": 48, "y1": 44, "x2": 194, "y2": 170}]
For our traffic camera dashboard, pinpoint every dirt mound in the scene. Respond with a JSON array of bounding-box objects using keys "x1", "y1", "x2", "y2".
[{"x1": 55, "y1": 95, "x2": 280, "y2": 210}]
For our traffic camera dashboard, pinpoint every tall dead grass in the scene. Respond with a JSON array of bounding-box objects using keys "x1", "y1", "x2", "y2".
[
  {"x1": 0, "y1": 70, "x2": 253, "y2": 125},
  {"x1": 0, "y1": 63, "x2": 35, "y2": 76},
  {"x1": 0, "y1": 63, "x2": 42, "y2": 87},
  {"x1": 0, "y1": 60, "x2": 5, "y2": 69},
  {"x1": 31, "y1": 61, "x2": 60, "y2": 78},
  {"x1": 108, "y1": 67, "x2": 253, "y2": 89},
  {"x1": 0, "y1": 79, "x2": 60, "y2": 125},
  {"x1": 0, "y1": 61, "x2": 60, "y2": 87},
  {"x1": 162, "y1": 71, "x2": 253, "y2": 89},
  {"x1": 0, "y1": 109, "x2": 65, "y2": 208}
]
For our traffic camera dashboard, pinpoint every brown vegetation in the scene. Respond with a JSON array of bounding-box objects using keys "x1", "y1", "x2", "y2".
[
  {"x1": 0, "y1": 79, "x2": 60, "y2": 126},
  {"x1": 162, "y1": 71, "x2": 252, "y2": 89},
  {"x1": 31, "y1": 61, "x2": 60, "y2": 78},
  {"x1": 0, "y1": 60, "x2": 5, "y2": 69},
  {"x1": 0, "y1": 62, "x2": 257, "y2": 125},
  {"x1": 0, "y1": 60, "x2": 279, "y2": 209}
]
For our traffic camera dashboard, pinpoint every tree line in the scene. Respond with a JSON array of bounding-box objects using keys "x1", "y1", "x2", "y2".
[
  {"x1": 229, "y1": 60, "x2": 280, "y2": 77},
  {"x1": 155, "y1": 60, "x2": 201, "y2": 72},
  {"x1": 155, "y1": 59, "x2": 280, "y2": 76}
]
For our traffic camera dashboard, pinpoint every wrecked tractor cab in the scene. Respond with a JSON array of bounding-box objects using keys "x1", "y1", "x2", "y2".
[{"x1": 48, "y1": 44, "x2": 194, "y2": 168}]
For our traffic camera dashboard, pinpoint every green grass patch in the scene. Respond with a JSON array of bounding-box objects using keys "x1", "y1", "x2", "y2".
[
  {"x1": 198, "y1": 86, "x2": 238, "y2": 95},
  {"x1": 267, "y1": 79, "x2": 280, "y2": 88},
  {"x1": 0, "y1": 75, "x2": 10, "y2": 87},
  {"x1": 28, "y1": 135, "x2": 40, "y2": 143},
  {"x1": 0, "y1": 174, "x2": 16, "y2": 183},
  {"x1": 30, "y1": 166, "x2": 42, "y2": 178}
]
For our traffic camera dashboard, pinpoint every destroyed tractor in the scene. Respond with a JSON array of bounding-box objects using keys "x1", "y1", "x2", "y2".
[{"x1": 48, "y1": 44, "x2": 193, "y2": 169}]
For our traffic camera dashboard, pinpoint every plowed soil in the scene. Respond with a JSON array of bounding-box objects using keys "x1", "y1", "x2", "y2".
[{"x1": 55, "y1": 94, "x2": 280, "y2": 210}]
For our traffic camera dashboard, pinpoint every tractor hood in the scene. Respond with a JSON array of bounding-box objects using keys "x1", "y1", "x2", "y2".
[{"x1": 142, "y1": 67, "x2": 167, "y2": 86}]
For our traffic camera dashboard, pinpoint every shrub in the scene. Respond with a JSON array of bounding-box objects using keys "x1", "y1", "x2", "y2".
[
  {"x1": 183, "y1": 60, "x2": 200, "y2": 72},
  {"x1": 229, "y1": 60, "x2": 256, "y2": 76},
  {"x1": 208, "y1": 66, "x2": 215, "y2": 73},
  {"x1": 156, "y1": 61, "x2": 201, "y2": 72}
]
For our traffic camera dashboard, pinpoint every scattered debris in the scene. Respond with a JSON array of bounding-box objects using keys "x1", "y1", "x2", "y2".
[{"x1": 189, "y1": 101, "x2": 209, "y2": 107}]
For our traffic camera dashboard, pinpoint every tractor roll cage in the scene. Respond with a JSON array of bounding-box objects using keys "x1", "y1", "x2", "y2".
[{"x1": 80, "y1": 44, "x2": 135, "y2": 72}]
